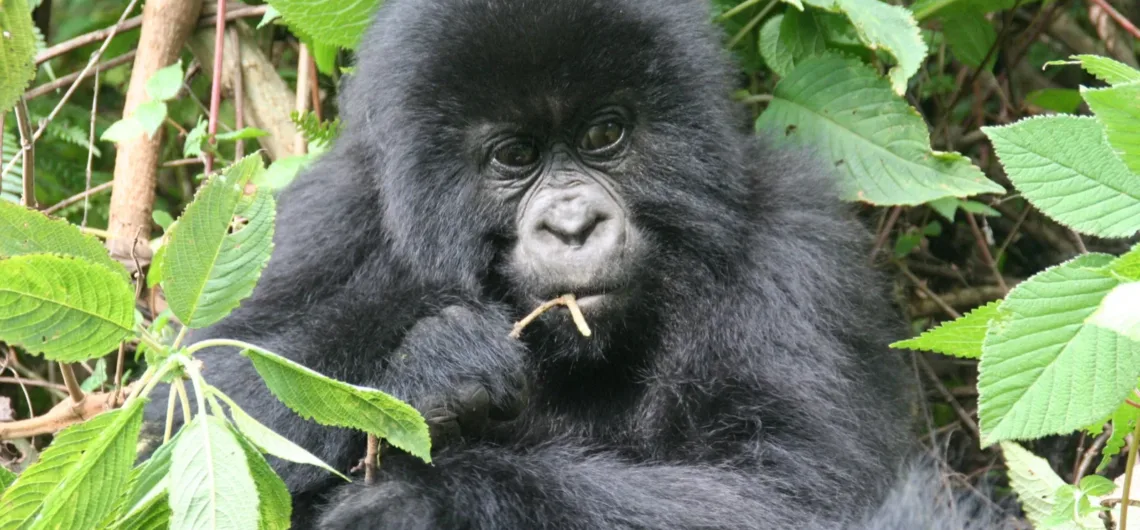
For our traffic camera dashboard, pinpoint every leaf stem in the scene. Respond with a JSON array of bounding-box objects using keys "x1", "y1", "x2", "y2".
[
  {"x1": 1122, "y1": 416, "x2": 1140, "y2": 529},
  {"x1": 171, "y1": 326, "x2": 190, "y2": 351},
  {"x1": 183, "y1": 338, "x2": 264, "y2": 357},
  {"x1": 177, "y1": 356, "x2": 209, "y2": 417}
]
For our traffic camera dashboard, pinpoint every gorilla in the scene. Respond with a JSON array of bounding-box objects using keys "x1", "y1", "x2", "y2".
[{"x1": 152, "y1": 0, "x2": 999, "y2": 528}]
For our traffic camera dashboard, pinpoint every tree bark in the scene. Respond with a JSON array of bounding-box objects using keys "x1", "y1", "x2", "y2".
[{"x1": 106, "y1": 0, "x2": 204, "y2": 267}]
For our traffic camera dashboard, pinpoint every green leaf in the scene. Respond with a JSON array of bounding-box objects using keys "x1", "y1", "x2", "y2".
[
  {"x1": 0, "y1": 254, "x2": 135, "y2": 362},
  {"x1": 134, "y1": 100, "x2": 168, "y2": 139},
  {"x1": 1110, "y1": 244, "x2": 1140, "y2": 281},
  {"x1": 757, "y1": 55, "x2": 1002, "y2": 205},
  {"x1": 215, "y1": 127, "x2": 268, "y2": 142},
  {"x1": 983, "y1": 116, "x2": 1140, "y2": 238},
  {"x1": 257, "y1": 5, "x2": 281, "y2": 29},
  {"x1": 259, "y1": 155, "x2": 310, "y2": 191},
  {"x1": 311, "y1": 41, "x2": 338, "y2": 76},
  {"x1": 183, "y1": 119, "x2": 207, "y2": 159},
  {"x1": 161, "y1": 155, "x2": 276, "y2": 329},
  {"x1": 941, "y1": 10, "x2": 996, "y2": 70},
  {"x1": 1099, "y1": 402, "x2": 1140, "y2": 471},
  {"x1": 758, "y1": 15, "x2": 793, "y2": 78},
  {"x1": 214, "y1": 388, "x2": 347, "y2": 480},
  {"x1": 0, "y1": 465, "x2": 15, "y2": 492},
  {"x1": 1026, "y1": 88, "x2": 1083, "y2": 114},
  {"x1": 145, "y1": 60, "x2": 183, "y2": 101},
  {"x1": 910, "y1": 0, "x2": 1019, "y2": 20},
  {"x1": 803, "y1": 0, "x2": 927, "y2": 94},
  {"x1": 145, "y1": 61, "x2": 183, "y2": 102},
  {"x1": 0, "y1": 400, "x2": 145, "y2": 530},
  {"x1": 239, "y1": 344, "x2": 431, "y2": 463},
  {"x1": 1046, "y1": 55, "x2": 1140, "y2": 86},
  {"x1": 978, "y1": 254, "x2": 1140, "y2": 445},
  {"x1": 759, "y1": 9, "x2": 828, "y2": 78},
  {"x1": 152, "y1": 210, "x2": 175, "y2": 232},
  {"x1": 0, "y1": 0, "x2": 37, "y2": 114},
  {"x1": 0, "y1": 201, "x2": 128, "y2": 279},
  {"x1": 891, "y1": 300, "x2": 1000, "y2": 359},
  {"x1": 106, "y1": 492, "x2": 171, "y2": 530},
  {"x1": 232, "y1": 426, "x2": 292, "y2": 530},
  {"x1": 106, "y1": 427, "x2": 182, "y2": 527},
  {"x1": 1087, "y1": 282, "x2": 1140, "y2": 341},
  {"x1": 80, "y1": 357, "x2": 109, "y2": 392},
  {"x1": 1078, "y1": 475, "x2": 1116, "y2": 497},
  {"x1": 1083, "y1": 83, "x2": 1140, "y2": 175},
  {"x1": 267, "y1": 0, "x2": 380, "y2": 50},
  {"x1": 170, "y1": 416, "x2": 259, "y2": 530},
  {"x1": 101, "y1": 117, "x2": 145, "y2": 144},
  {"x1": 1002, "y1": 441, "x2": 1101, "y2": 530}
]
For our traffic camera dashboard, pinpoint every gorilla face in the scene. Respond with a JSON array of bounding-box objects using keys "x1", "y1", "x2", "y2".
[
  {"x1": 346, "y1": 0, "x2": 751, "y2": 321},
  {"x1": 491, "y1": 107, "x2": 645, "y2": 312}
]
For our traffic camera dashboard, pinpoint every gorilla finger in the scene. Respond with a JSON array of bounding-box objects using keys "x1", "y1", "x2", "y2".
[{"x1": 454, "y1": 384, "x2": 491, "y2": 435}]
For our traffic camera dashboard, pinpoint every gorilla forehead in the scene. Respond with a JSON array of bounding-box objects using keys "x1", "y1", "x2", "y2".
[{"x1": 354, "y1": 0, "x2": 728, "y2": 126}]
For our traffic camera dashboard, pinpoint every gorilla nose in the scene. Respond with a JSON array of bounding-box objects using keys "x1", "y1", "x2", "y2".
[{"x1": 532, "y1": 197, "x2": 623, "y2": 253}]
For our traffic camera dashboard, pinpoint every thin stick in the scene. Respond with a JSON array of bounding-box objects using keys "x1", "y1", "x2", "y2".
[
  {"x1": 1122, "y1": 417, "x2": 1140, "y2": 529},
  {"x1": 964, "y1": 213, "x2": 1009, "y2": 293},
  {"x1": 25, "y1": 52, "x2": 133, "y2": 101},
  {"x1": 0, "y1": 377, "x2": 67, "y2": 391},
  {"x1": 205, "y1": 0, "x2": 228, "y2": 174},
  {"x1": 58, "y1": 364, "x2": 85, "y2": 404},
  {"x1": 364, "y1": 434, "x2": 379, "y2": 485},
  {"x1": 510, "y1": 295, "x2": 593, "y2": 339},
  {"x1": 869, "y1": 206, "x2": 903, "y2": 263},
  {"x1": 563, "y1": 295, "x2": 593, "y2": 338},
  {"x1": 1088, "y1": 0, "x2": 1140, "y2": 39},
  {"x1": 40, "y1": 181, "x2": 114, "y2": 215},
  {"x1": 83, "y1": 69, "x2": 100, "y2": 228},
  {"x1": 163, "y1": 384, "x2": 178, "y2": 442},
  {"x1": 14, "y1": 99, "x2": 35, "y2": 208}
]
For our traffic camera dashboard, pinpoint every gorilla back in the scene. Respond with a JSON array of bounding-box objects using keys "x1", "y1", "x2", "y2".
[{"x1": 165, "y1": 0, "x2": 994, "y2": 528}]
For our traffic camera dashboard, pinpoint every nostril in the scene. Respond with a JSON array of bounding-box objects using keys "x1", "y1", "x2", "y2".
[{"x1": 538, "y1": 214, "x2": 602, "y2": 248}]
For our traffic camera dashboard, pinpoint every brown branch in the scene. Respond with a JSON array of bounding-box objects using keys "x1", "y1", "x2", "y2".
[
  {"x1": 41, "y1": 181, "x2": 113, "y2": 215},
  {"x1": 1088, "y1": 0, "x2": 1140, "y2": 39},
  {"x1": 917, "y1": 355, "x2": 980, "y2": 441},
  {"x1": 0, "y1": 384, "x2": 135, "y2": 440},
  {"x1": 106, "y1": 0, "x2": 204, "y2": 266},
  {"x1": 364, "y1": 434, "x2": 379, "y2": 485},
  {"x1": 35, "y1": 3, "x2": 268, "y2": 65},
  {"x1": 899, "y1": 264, "x2": 962, "y2": 319},
  {"x1": 25, "y1": 52, "x2": 135, "y2": 101},
  {"x1": 964, "y1": 213, "x2": 1009, "y2": 294},
  {"x1": 58, "y1": 364, "x2": 84, "y2": 404},
  {"x1": 205, "y1": 0, "x2": 228, "y2": 175},
  {"x1": 0, "y1": 377, "x2": 67, "y2": 391},
  {"x1": 293, "y1": 43, "x2": 312, "y2": 155},
  {"x1": 868, "y1": 206, "x2": 902, "y2": 264}
]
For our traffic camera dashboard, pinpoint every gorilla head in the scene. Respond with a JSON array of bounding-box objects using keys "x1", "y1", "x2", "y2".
[{"x1": 344, "y1": 0, "x2": 753, "y2": 324}]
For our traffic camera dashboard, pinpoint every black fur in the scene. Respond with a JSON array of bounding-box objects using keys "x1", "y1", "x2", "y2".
[{"x1": 148, "y1": 0, "x2": 999, "y2": 527}]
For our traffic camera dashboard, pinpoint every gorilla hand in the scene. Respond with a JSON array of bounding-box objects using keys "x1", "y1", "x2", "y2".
[{"x1": 380, "y1": 304, "x2": 528, "y2": 449}]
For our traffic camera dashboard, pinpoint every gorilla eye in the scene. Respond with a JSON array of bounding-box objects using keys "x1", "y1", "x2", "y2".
[
  {"x1": 492, "y1": 141, "x2": 540, "y2": 168},
  {"x1": 579, "y1": 122, "x2": 625, "y2": 153}
]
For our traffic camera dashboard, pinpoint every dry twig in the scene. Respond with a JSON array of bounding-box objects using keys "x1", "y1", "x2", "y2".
[{"x1": 511, "y1": 294, "x2": 593, "y2": 339}]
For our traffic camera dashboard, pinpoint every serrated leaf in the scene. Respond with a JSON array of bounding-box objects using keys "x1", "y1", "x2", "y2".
[
  {"x1": 162, "y1": 155, "x2": 276, "y2": 329},
  {"x1": 0, "y1": 254, "x2": 135, "y2": 362},
  {"x1": 135, "y1": 100, "x2": 167, "y2": 139},
  {"x1": 80, "y1": 357, "x2": 109, "y2": 392},
  {"x1": 1099, "y1": 402, "x2": 1140, "y2": 472},
  {"x1": 984, "y1": 116, "x2": 1140, "y2": 238},
  {"x1": 215, "y1": 388, "x2": 346, "y2": 480},
  {"x1": 104, "y1": 427, "x2": 182, "y2": 528},
  {"x1": 1002, "y1": 441, "x2": 1101, "y2": 529},
  {"x1": 238, "y1": 344, "x2": 431, "y2": 463},
  {"x1": 0, "y1": 0, "x2": 37, "y2": 114},
  {"x1": 892, "y1": 300, "x2": 1000, "y2": 359},
  {"x1": 0, "y1": 400, "x2": 145, "y2": 529},
  {"x1": 267, "y1": 0, "x2": 380, "y2": 50},
  {"x1": 0, "y1": 201, "x2": 128, "y2": 278},
  {"x1": 1083, "y1": 83, "x2": 1140, "y2": 175},
  {"x1": 978, "y1": 254, "x2": 1140, "y2": 445},
  {"x1": 107, "y1": 492, "x2": 171, "y2": 530},
  {"x1": 759, "y1": 10, "x2": 828, "y2": 78},
  {"x1": 758, "y1": 15, "x2": 793, "y2": 77},
  {"x1": 757, "y1": 55, "x2": 1002, "y2": 205},
  {"x1": 942, "y1": 10, "x2": 996, "y2": 70},
  {"x1": 803, "y1": 0, "x2": 927, "y2": 94},
  {"x1": 30, "y1": 399, "x2": 146, "y2": 530},
  {"x1": 1111, "y1": 245, "x2": 1140, "y2": 281},
  {"x1": 232, "y1": 426, "x2": 291, "y2": 530},
  {"x1": 101, "y1": 117, "x2": 145, "y2": 144},
  {"x1": 145, "y1": 61, "x2": 183, "y2": 102},
  {"x1": 170, "y1": 416, "x2": 259, "y2": 530},
  {"x1": 257, "y1": 5, "x2": 281, "y2": 29},
  {"x1": 1047, "y1": 55, "x2": 1140, "y2": 86},
  {"x1": 910, "y1": 0, "x2": 1019, "y2": 20}
]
